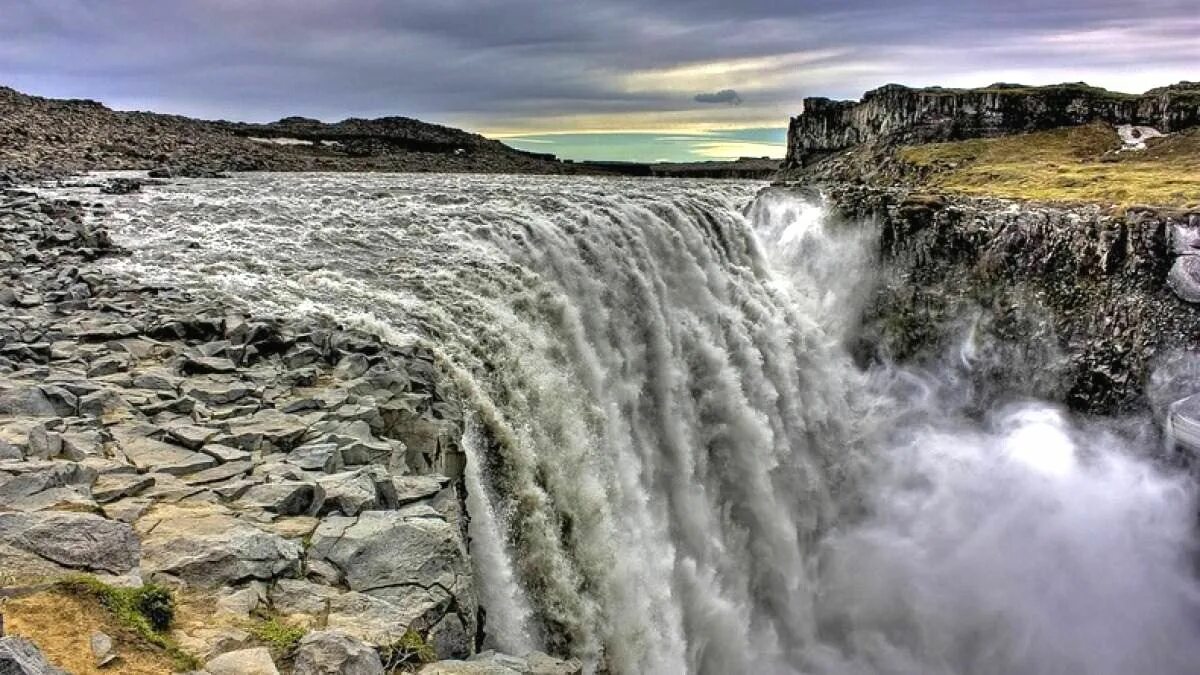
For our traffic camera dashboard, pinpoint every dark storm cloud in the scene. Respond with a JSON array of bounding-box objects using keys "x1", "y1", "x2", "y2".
[
  {"x1": 695, "y1": 90, "x2": 743, "y2": 105},
  {"x1": 0, "y1": 0, "x2": 1195, "y2": 132}
]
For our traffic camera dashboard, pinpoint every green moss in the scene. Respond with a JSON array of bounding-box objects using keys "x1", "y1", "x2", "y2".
[
  {"x1": 57, "y1": 575, "x2": 201, "y2": 671},
  {"x1": 247, "y1": 616, "x2": 307, "y2": 655}
]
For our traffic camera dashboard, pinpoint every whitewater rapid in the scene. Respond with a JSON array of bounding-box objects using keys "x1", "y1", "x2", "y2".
[{"x1": 67, "y1": 173, "x2": 1200, "y2": 674}]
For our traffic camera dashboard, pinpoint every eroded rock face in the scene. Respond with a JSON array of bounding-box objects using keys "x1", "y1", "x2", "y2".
[{"x1": 834, "y1": 186, "x2": 1200, "y2": 413}]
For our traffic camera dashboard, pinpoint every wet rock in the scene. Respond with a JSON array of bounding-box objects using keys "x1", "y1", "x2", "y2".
[
  {"x1": 205, "y1": 647, "x2": 280, "y2": 675},
  {"x1": 1168, "y1": 255, "x2": 1200, "y2": 303},
  {"x1": 0, "y1": 636, "x2": 69, "y2": 675}
]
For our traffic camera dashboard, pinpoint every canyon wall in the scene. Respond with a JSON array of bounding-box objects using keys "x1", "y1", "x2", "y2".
[{"x1": 786, "y1": 82, "x2": 1200, "y2": 168}]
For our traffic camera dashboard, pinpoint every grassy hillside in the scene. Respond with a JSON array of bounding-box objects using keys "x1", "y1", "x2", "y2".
[{"x1": 898, "y1": 122, "x2": 1200, "y2": 207}]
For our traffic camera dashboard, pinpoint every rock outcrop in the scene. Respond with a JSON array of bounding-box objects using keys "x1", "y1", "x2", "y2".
[
  {"x1": 829, "y1": 185, "x2": 1200, "y2": 415},
  {"x1": 786, "y1": 81, "x2": 1200, "y2": 170}
]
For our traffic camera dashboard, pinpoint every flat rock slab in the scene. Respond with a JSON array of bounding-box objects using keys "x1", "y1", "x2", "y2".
[
  {"x1": 137, "y1": 502, "x2": 302, "y2": 587},
  {"x1": 118, "y1": 434, "x2": 216, "y2": 475},
  {"x1": 0, "y1": 511, "x2": 139, "y2": 574}
]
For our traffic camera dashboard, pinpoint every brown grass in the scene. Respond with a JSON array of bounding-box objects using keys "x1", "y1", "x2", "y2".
[
  {"x1": 898, "y1": 123, "x2": 1200, "y2": 207},
  {"x1": 4, "y1": 591, "x2": 177, "y2": 674}
]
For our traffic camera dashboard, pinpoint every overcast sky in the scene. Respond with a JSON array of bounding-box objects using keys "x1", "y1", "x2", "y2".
[{"x1": 2, "y1": 1, "x2": 1196, "y2": 161}]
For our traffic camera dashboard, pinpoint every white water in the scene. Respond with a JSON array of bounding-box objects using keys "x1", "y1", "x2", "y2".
[{"x1": 64, "y1": 173, "x2": 1200, "y2": 673}]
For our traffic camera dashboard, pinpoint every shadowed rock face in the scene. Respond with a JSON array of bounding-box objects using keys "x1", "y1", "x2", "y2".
[
  {"x1": 785, "y1": 81, "x2": 1200, "y2": 169},
  {"x1": 833, "y1": 185, "x2": 1200, "y2": 414}
]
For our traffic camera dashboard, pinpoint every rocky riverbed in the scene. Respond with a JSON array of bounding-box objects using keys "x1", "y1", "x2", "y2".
[{"x1": 0, "y1": 187, "x2": 580, "y2": 674}]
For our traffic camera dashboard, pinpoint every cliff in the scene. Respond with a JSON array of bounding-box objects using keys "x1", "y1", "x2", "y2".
[
  {"x1": 785, "y1": 81, "x2": 1200, "y2": 171},
  {"x1": 832, "y1": 185, "x2": 1200, "y2": 416}
]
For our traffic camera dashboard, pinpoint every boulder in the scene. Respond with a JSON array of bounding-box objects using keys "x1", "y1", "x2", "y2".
[
  {"x1": 0, "y1": 511, "x2": 138, "y2": 573},
  {"x1": 137, "y1": 503, "x2": 302, "y2": 586},
  {"x1": 205, "y1": 647, "x2": 280, "y2": 675},
  {"x1": 292, "y1": 630, "x2": 384, "y2": 675},
  {"x1": 0, "y1": 636, "x2": 68, "y2": 675},
  {"x1": 223, "y1": 409, "x2": 308, "y2": 452},
  {"x1": 238, "y1": 481, "x2": 324, "y2": 516},
  {"x1": 316, "y1": 470, "x2": 380, "y2": 516}
]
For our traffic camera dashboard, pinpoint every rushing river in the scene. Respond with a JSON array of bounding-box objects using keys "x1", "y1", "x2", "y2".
[{"x1": 61, "y1": 173, "x2": 1200, "y2": 674}]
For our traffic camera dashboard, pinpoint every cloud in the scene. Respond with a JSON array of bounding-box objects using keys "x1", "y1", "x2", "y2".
[
  {"x1": 0, "y1": 0, "x2": 1195, "y2": 136},
  {"x1": 694, "y1": 89, "x2": 743, "y2": 105}
]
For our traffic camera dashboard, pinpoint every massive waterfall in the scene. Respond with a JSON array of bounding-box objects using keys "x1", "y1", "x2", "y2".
[{"x1": 85, "y1": 174, "x2": 1200, "y2": 674}]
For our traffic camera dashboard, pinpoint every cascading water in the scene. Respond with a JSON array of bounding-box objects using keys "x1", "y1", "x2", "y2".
[{"x1": 65, "y1": 173, "x2": 1200, "y2": 674}]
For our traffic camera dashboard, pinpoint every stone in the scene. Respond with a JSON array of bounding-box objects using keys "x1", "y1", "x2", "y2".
[
  {"x1": 335, "y1": 353, "x2": 370, "y2": 380},
  {"x1": 286, "y1": 443, "x2": 343, "y2": 473},
  {"x1": 199, "y1": 443, "x2": 252, "y2": 463},
  {"x1": 391, "y1": 473, "x2": 451, "y2": 504},
  {"x1": 418, "y1": 659, "x2": 520, "y2": 675},
  {"x1": 132, "y1": 369, "x2": 181, "y2": 391},
  {"x1": 223, "y1": 409, "x2": 308, "y2": 453},
  {"x1": 117, "y1": 433, "x2": 216, "y2": 475},
  {"x1": 316, "y1": 469, "x2": 380, "y2": 516},
  {"x1": 185, "y1": 378, "x2": 252, "y2": 404},
  {"x1": 180, "y1": 460, "x2": 252, "y2": 485},
  {"x1": 205, "y1": 647, "x2": 280, "y2": 675},
  {"x1": 525, "y1": 652, "x2": 584, "y2": 675},
  {"x1": 59, "y1": 430, "x2": 103, "y2": 459},
  {"x1": 137, "y1": 503, "x2": 302, "y2": 586},
  {"x1": 215, "y1": 582, "x2": 266, "y2": 618},
  {"x1": 92, "y1": 472, "x2": 155, "y2": 502},
  {"x1": 292, "y1": 630, "x2": 384, "y2": 675},
  {"x1": 77, "y1": 389, "x2": 137, "y2": 423},
  {"x1": 90, "y1": 631, "x2": 117, "y2": 667},
  {"x1": 0, "y1": 511, "x2": 139, "y2": 574},
  {"x1": 164, "y1": 423, "x2": 219, "y2": 450},
  {"x1": 183, "y1": 355, "x2": 238, "y2": 375},
  {"x1": 86, "y1": 355, "x2": 131, "y2": 378},
  {"x1": 0, "y1": 636, "x2": 69, "y2": 675},
  {"x1": 308, "y1": 505, "x2": 475, "y2": 652},
  {"x1": 238, "y1": 481, "x2": 324, "y2": 516},
  {"x1": 1168, "y1": 255, "x2": 1200, "y2": 303}
]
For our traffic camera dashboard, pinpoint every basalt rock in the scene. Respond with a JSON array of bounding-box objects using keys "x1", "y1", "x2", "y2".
[
  {"x1": 831, "y1": 185, "x2": 1200, "y2": 414},
  {"x1": 785, "y1": 81, "x2": 1200, "y2": 171}
]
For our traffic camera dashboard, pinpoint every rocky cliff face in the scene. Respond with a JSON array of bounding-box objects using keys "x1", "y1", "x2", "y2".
[
  {"x1": 786, "y1": 82, "x2": 1200, "y2": 168},
  {"x1": 833, "y1": 185, "x2": 1200, "y2": 415}
]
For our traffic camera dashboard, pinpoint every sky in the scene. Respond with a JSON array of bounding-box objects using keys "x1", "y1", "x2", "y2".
[{"x1": 1, "y1": 1, "x2": 1197, "y2": 162}]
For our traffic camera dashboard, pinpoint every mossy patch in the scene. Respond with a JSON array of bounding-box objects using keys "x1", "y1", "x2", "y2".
[
  {"x1": 246, "y1": 615, "x2": 307, "y2": 656},
  {"x1": 899, "y1": 123, "x2": 1200, "y2": 207}
]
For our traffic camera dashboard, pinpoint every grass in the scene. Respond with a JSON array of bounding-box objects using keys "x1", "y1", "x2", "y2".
[
  {"x1": 381, "y1": 628, "x2": 438, "y2": 671},
  {"x1": 246, "y1": 615, "x2": 307, "y2": 656},
  {"x1": 1, "y1": 575, "x2": 201, "y2": 673},
  {"x1": 898, "y1": 123, "x2": 1200, "y2": 207}
]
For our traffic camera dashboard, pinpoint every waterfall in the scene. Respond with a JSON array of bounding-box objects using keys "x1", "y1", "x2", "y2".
[{"x1": 86, "y1": 173, "x2": 1200, "y2": 674}]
